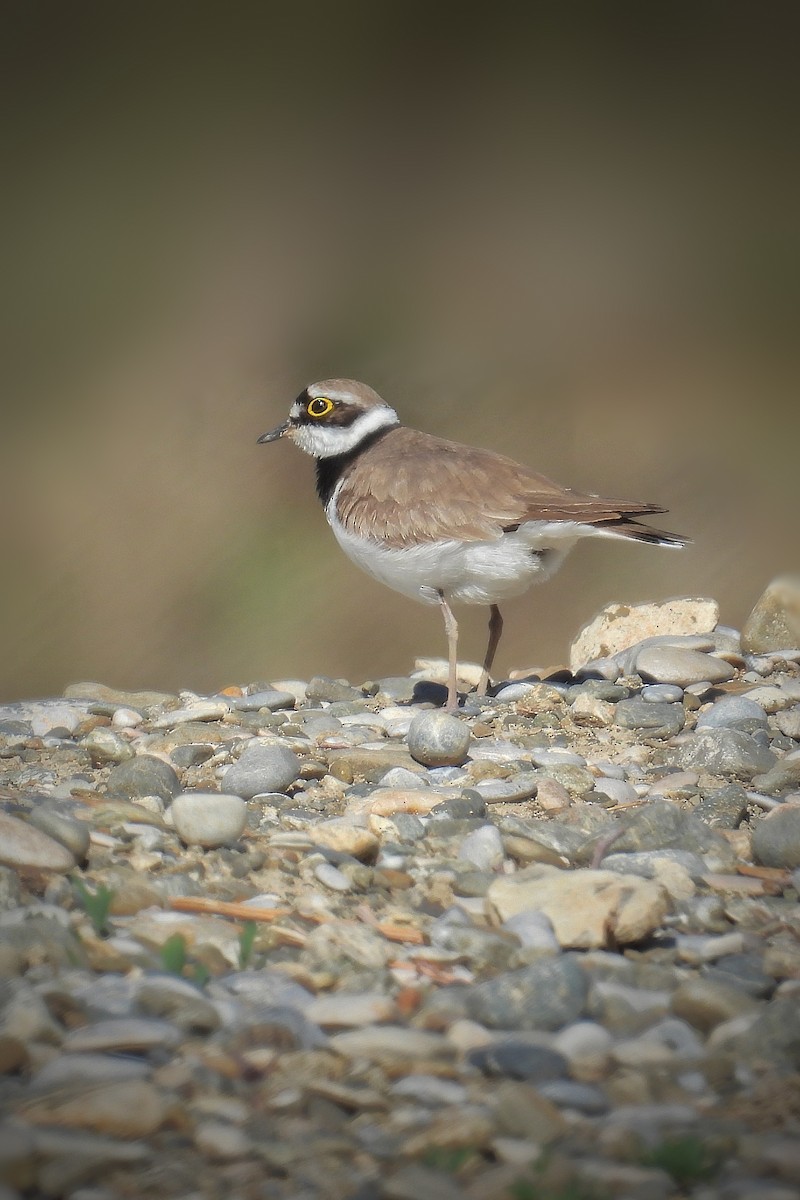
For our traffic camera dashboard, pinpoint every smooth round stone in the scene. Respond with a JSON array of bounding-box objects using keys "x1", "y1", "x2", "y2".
[
  {"x1": 670, "y1": 728, "x2": 776, "y2": 779},
  {"x1": 407, "y1": 711, "x2": 471, "y2": 767},
  {"x1": 221, "y1": 742, "x2": 301, "y2": 797},
  {"x1": 590, "y1": 778, "x2": 638, "y2": 805},
  {"x1": 636, "y1": 645, "x2": 734, "y2": 687},
  {"x1": 79, "y1": 727, "x2": 135, "y2": 765},
  {"x1": 0, "y1": 812, "x2": 76, "y2": 873},
  {"x1": 474, "y1": 773, "x2": 539, "y2": 804},
  {"x1": 538, "y1": 1080, "x2": 610, "y2": 1115},
  {"x1": 306, "y1": 675, "x2": 363, "y2": 702},
  {"x1": 430, "y1": 792, "x2": 487, "y2": 819},
  {"x1": 615, "y1": 698, "x2": 685, "y2": 737},
  {"x1": 309, "y1": 818, "x2": 379, "y2": 862},
  {"x1": 468, "y1": 1039, "x2": 569, "y2": 1082},
  {"x1": 465, "y1": 956, "x2": 588, "y2": 1031},
  {"x1": 379, "y1": 766, "x2": 429, "y2": 790},
  {"x1": 106, "y1": 755, "x2": 181, "y2": 803},
  {"x1": 170, "y1": 792, "x2": 246, "y2": 847},
  {"x1": 641, "y1": 684, "x2": 684, "y2": 703},
  {"x1": 776, "y1": 706, "x2": 800, "y2": 740},
  {"x1": 26, "y1": 807, "x2": 91, "y2": 861},
  {"x1": 389, "y1": 1075, "x2": 468, "y2": 1105},
  {"x1": 704, "y1": 953, "x2": 775, "y2": 999},
  {"x1": 314, "y1": 861, "x2": 352, "y2": 892},
  {"x1": 696, "y1": 695, "x2": 769, "y2": 730},
  {"x1": 502, "y1": 910, "x2": 560, "y2": 952},
  {"x1": 531, "y1": 747, "x2": 586, "y2": 768},
  {"x1": 752, "y1": 804, "x2": 800, "y2": 868},
  {"x1": 741, "y1": 575, "x2": 800, "y2": 654},
  {"x1": 232, "y1": 689, "x2": 296, "y2": 712},
  {"x1": 169, "y1": 743, "x2": 216, "y2": 769},
  {"x1": 64, "y1": 1017, "x2": 183, "y2": 1053},
  {"x1": 458, "y1": 824, "x2": 505, "y2": 870}
]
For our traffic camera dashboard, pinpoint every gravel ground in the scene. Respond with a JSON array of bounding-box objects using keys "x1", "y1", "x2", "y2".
[{"x1": 1, "y1": 590, "x2": 800, "y2": 1200}]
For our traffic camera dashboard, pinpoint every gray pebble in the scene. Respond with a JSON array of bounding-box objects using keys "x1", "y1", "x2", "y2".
[
  {"x1": 26, "y1": 807, "x2": 91, "y2": 861},
  {"x1": 314, "y1": 861, "x2": 352, "y2": 892},
  {"x1": 407, "y1": 711, "x2": 471, "y2": 767},
  {"x1": 170, "y1": 792, "x2": 246, "y2": 847},
  {"x1": 751, "y1": 757, "x2": 800, "y2": 795},
  {"x1": 106, "y1": 755, "x2": 181, "y2": 803},
  {"x1": 467, "y1": 1038, "x2": 569, "y2": 1081},
  {"x1": 538, "y1": 1079, "x2": 610, "y2": 1114},
  {"x1": 502, "y1": 910, "x2": 560, "y2": 952},
  {"x1": 615, "y1": 697, "x2": 685, "y2": 738},
  {"x1": 458, "y1": 824, "x2": 505, "y2": 870},
  {"x1": 0, "y1": 812, "x2": 76, "y2": 873},
  {"x1": 668, "y1": 727, "x2": 776, "y2": 779},
  {"x1": 465, "y1": 955, "x2": 588, "y2": 1030},
  {"x1": 696, "y1": 694, "x2": 769, "y2": 731},
  {"x1": 379, "y1": 766, "x2": 429, "y2": 790},
  {"x1": 222, "y1": 741, "x2": 301, "y2": 797},
  {"x1": 590, "y1": 778, "x2": 638, "y2": 805},
  {"x1": 306, "y1": 676, "x2": 363, "y2": 702},
  {"x1": 636, "y1": 645, "x2": 734, "y2": 686},
  {"x1": 693, "y1": 784, "x2": 749, "y2": 828},
  {"x1": 641, "y1": 683, "x2": 684, "y2": 703},
  {"x1": 231, "y1": 689, "x2": 296, "y2": 712},
  {"x1": 752, "y1": 804, "x2": 800, "y2": 868}
]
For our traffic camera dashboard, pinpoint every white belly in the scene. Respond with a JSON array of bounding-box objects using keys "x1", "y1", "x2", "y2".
[{"x1": 327, "y1": 497, "x2": 589, "y2": 606}]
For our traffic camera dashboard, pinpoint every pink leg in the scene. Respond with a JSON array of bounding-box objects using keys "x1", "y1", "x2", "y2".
[{"x1": 435, "y1": 590, "x2": 460, "y2": 711}]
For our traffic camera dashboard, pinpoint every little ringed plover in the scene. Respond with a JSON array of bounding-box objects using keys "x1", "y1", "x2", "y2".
[{"x1": 259, "y1": 379, "x2": 687, "y2": 710}]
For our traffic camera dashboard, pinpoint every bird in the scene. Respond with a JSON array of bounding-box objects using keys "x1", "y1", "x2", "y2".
[{"x1": 259, "y1": 379, "x2": 687, "y2": 710}]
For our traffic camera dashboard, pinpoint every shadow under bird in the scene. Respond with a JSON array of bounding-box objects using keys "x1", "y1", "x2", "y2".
[{"x1": 259, "y1": 379, "x2": 688, "y2": 710}]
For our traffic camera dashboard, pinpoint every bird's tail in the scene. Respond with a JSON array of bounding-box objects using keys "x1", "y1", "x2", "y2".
[{"x1": 597, "y1": 518, "x2": 690, "y2": 548}]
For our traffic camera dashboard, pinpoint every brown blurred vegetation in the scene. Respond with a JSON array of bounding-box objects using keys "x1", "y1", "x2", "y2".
[{"x1": 1, "y1": 3, "x2": 798, "y2": 701}]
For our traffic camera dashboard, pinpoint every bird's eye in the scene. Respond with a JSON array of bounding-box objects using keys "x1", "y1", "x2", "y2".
[{"x1": 307, "y1": 397, "x2": 334, "y2": 418}]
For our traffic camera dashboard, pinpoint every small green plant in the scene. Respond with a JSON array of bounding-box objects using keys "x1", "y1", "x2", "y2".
[
  {"x1": 159, "y1": 933, "x2": 188, "y2": 976},
  {"x1": 640, "y1": 1136, "x2": 721, "y2": 1188},
  {"x1": 421, "y1": 1147, "x2": 475, "y2": 1173},
  {"x1": 238, "y1": 920, "x2": 257, "y2": 969},
  {"x1": 509, "y1": 1184, "x2": 595, "y2": 1200},
  {"x1": 72, "y1": 877, "x2": 114, "y2": 936}
]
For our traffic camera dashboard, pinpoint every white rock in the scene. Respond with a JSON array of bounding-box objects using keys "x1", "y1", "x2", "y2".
[
  {"x1": 487, "y1": 864, "x2": 669, "y2": 949},
  {"x1": 170, "y1": 793, "x2": 246, "y2": 848},
  {"x1": 570, "y1": 598, "x2": 719, "y2": 671}
]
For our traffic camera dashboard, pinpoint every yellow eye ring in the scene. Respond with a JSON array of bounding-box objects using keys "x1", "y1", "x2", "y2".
[{"x1": 307, "y1": 396, "x2": 334, "y2": 418}]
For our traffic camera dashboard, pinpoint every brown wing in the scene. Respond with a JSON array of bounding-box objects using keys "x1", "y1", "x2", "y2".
[{"x1": 335, "y1": 428, "x2": 669, "y2": 548}]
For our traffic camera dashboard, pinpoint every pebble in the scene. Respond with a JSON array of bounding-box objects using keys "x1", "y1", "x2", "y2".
[
  {"x1": 668, "y1": 727, "x2": 777, "y2": 778},
  {"x1": 615, "y1": 697, "x2": 685, "y2": 737},
  {"x1": 26, "y1": 807, "x2": 91, "y2": 861},
  {"x1": 169, "y1": 792, "x2": 246, "y2": 847},
  {"x1": 636, "y1": 644, "x2": 734, "y2": 686},
  {"x1": 464, "y1": 956, "x2": 588, "y2": 1030},
  {"x1": 313, "y1": 861, "x2": 352, "y2": 891},
  {"x1": 696, "y1": 694, "x2": 769, "y2": 730},
  {"x1": 640, "y1": 683, "x2": 683, "y2": 703},
  {"x1": 407, "y1": 711, "x2": 471, "y2": 766},
  {"x1": 467, "y1": 1038, "x2": 569, "y2": 1081},
  {"x1": 751, "y1": 804, "x2": 800, "y2": 868},
  {"x1": 221, "y1": 741, "x2": 301, "y2": 796},
  {"x1": 487, "y1": 864, "x2": 669, "y2": 948},
  {"x1": 457, "y1": 823, "x2": 504, "y2": 870},
  {"x1": 0, "y1": 812, "x2": 77, "y2": 873},
  {"x1": 105, "y1": 755, "x2": 181, "y2": 803},
  {"x1": 741, "y1": 575, "x2": 800, "y2": 653}
]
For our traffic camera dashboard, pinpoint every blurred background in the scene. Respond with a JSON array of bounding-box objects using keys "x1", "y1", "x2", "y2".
[{"x1": 1, "y1": 3, "x2": 798, "y2": 702}]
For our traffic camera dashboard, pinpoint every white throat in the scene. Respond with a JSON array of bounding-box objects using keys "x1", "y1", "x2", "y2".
[{"x1": 292, "y1": 405, "x2": 399, "y2": 458}]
